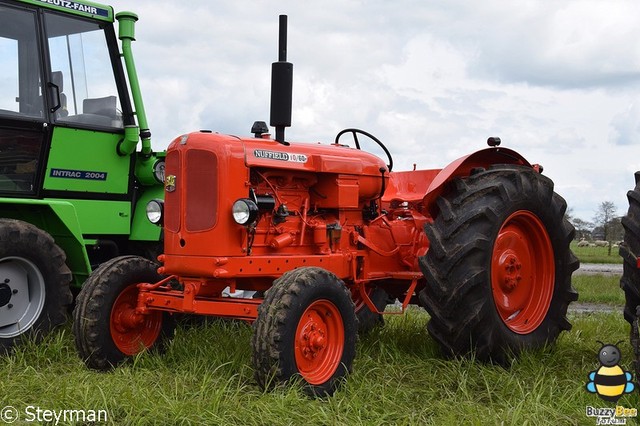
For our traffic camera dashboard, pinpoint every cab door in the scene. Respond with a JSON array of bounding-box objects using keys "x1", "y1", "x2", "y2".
[
  {"x1": 0, "y1": 4, "x2": 49, "y2": 195},
  {"x1": 40, "y1": 10, "x2": 134, "y2": 235}
]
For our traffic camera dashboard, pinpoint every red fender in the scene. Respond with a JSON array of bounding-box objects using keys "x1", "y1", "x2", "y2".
[{"x1": 422, "y1": 147, "x2": 536, "y2": 210}]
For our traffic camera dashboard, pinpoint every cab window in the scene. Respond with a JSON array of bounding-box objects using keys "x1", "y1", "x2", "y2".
[
  {"x1": 45, "y1": 12, "x2": 123, "y2": 129},
  {"x1": 0, "y1": 6, "x2": 44, "y2": 119}
]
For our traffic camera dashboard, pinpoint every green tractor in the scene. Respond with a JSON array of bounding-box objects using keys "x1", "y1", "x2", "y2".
[{"x1": 0, "y1": 0, "x2": 164, "y2": 351}]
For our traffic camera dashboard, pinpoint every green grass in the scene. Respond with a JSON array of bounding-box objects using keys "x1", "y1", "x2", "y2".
[
  {"x1": 573, "y1": 274, "x2": 624, "y2": 305},
  {"x1": 1, "y1": 309, "x2": 637, "y2": 425},
  {"x1": 571, "y1": 241, "x2": 623, "y2": 264},
  {"x1": 0, "y1": 271, "x2": 629, "y2": 425}
]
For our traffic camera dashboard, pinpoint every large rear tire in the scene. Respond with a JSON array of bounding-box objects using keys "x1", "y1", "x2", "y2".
[
  {"x1": 0, "y1": 219, "x2": 72, "y2": 352},
  {"x1": 620, "y1": 173, "x2": 640, "y2": 378},
  {"x1": 73, "y1": 256, "x2": 175, "y2": 370},
  {"x1": 252, "y1": 267, "x2": 357, "y2": 397},
  {"x1": 419, "y1": 165, "x2": 578, "y2": 363}
]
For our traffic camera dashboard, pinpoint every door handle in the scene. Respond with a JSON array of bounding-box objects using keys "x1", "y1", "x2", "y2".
[{"x1": 48, "y1": 82, "x2": 61, "y2": 113}]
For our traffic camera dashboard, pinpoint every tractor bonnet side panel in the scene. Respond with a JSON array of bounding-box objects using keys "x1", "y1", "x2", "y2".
[{"x1": 162, "y1": 133, "x2": 248, "y2": 262}]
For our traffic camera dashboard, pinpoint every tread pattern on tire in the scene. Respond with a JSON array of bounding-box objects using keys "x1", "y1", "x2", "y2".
[
  {"x1": 418, "y1": 165, "x2": 578, "y2": 363},
  {"x1": 251, "y1": 267, "x2": 357, "y2": 397},
  {"x1": 620, "y1": 174, "x2": 640, "y2": 376},
  {"x1": 621, "y1": 178, "x2": 640, "y2": 323},
  {"x1": 73, "y1": 255, "x2": 174, "y2": 370},
  {"x1": 0, "y1": 219, "x2": 72, "y2": 352}
]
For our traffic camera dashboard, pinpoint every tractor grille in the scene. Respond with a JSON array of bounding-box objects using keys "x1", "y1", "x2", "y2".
[{"x1": 185, "y1": 149, "x2": 218, "y2": 232}]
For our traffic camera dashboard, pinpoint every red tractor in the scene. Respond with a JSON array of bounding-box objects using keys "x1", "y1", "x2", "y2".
[{"x1": 73, "y1": 16, "x2": 579, "y2": 396}]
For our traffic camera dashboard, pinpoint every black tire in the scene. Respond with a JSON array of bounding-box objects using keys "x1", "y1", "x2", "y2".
[
  {"x1": 125, "y1": 241, "x2": 163, "y2": 263},
  {"x1": 619, "y1": 173, "x2": 640, "y2": 377},
  {"x1": 418, "y1": 165, "x2": 579, "y2": 364},
  {"x1": 0, "y1": 219, "x2": 72, "y2": 353},
  {"x1": 354, "y1": 286, "x2": 388, "y2": 333},
  {"x1": 73, "y1": 255, "x2": 175, "y2": 370},
  {"x1": 252, "y1": 267, "x2": 357, "y2": 397}
]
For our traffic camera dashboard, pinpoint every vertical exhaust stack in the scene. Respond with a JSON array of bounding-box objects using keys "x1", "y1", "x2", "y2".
[
  {"x1": 270, "y1": 15, "x2": 293, "y2": 146},
  {"x1": 116, "y1": 12, "x2": 152, "y2": 156}
]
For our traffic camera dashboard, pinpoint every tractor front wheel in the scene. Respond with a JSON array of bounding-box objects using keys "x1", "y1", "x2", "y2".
[
  {"x1": 419, "y1": 165, "x2": 578, "y2": 363},
  {"x1": 252, "y1": 267, "x2": 357, "y2": 397},
  {"x1": 73, "y1": 256, "x2": 174, "y2": 370},
  {"x1": 0, "y1": 219, "x2": 72, "y2": 353}
]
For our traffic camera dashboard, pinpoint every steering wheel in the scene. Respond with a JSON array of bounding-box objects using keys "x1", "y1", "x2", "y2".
[{"x1": 334, "y1": 128, "x2": 393, "y2": 172}]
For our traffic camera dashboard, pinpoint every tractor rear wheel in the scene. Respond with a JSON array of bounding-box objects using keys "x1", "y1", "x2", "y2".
[
  {"x1": 419, "y1": 165, "x2": 578, "y2": 363},
  {"x1": 0, "y1": 219, "x2": 72, "y2": 353},
  {"x1": 252, "y1": 267, "x2": 357, "y2": 397},
  {"x1": 73, "y1": 256, "x2": 175, "y2": 370},
  {"x1": 620, "y1": 174, "x2": 640, "y2": 377}
]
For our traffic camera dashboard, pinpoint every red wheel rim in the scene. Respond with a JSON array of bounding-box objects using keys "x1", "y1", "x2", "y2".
[
  {"x1": 491, "y1": 210, "x2": 555, "y2": 334},
  {"x1": 294, "y1": 299, "x2": 345, "y2": 385},
  {"x1": 110, "y1": 284, "x2": 163, "y2": 355}
]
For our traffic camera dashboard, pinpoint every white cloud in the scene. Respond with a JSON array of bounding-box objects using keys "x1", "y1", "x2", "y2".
[
  {"x1": 108, "y1": 0, "x2": 640, "y2": 222},
  {"x1": 610, "y1": 102, "x2": 640, "y2": 146}
]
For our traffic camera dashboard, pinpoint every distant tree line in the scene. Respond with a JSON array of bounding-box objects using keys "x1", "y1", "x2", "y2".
[{"x1": 566, "y1": 202, "x2": 624, "y2": 253}]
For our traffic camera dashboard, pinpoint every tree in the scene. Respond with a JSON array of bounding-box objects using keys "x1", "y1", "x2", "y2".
[
  {"x1": 593, "y1": 201, "x2": 618, "y2": 254},
  {"x1": 571, "y1": 217, "x2": 594, "y2": 241},
  {"x1": 609, "y1": 217, "x2": 624, "y2": 242}
]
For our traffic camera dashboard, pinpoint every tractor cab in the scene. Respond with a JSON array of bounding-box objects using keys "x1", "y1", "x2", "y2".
[{"x1": 0, "y1": 1, "x2": 132, "y2": 196}]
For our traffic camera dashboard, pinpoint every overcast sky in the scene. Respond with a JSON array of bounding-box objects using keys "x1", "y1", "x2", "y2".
[{"x1": 108, "y1": 0, "x2": 640, "y2": 223}]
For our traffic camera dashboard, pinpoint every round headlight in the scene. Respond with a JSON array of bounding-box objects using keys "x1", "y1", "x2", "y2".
[
  {"x1": 153, "y1": 160, "x2": 166, "y2": 183},
  {"x1": 146, "y1": 199, "x2": 164, "y2": 225},
  {"x1": 232, "y1": 199, "x2": 259, "y2": 225}
]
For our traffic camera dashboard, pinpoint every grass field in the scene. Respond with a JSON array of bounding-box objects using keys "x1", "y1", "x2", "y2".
[
  {"x1": 0, "y1": 250, "x2": 631, "y2": 425},
  {"x1": 0, "y1": 273, "x2": 634, "y2": 426},
  {"x1": 572, "y1": 274, "x2": 624, "y2": 305},
  {"x1": 571, "y1": 241, "x2": 623, "y2": 264}
]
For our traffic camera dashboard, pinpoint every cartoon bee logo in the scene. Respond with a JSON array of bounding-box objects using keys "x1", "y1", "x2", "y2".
[{"x1": 586, "y1": 341, "x2": 635, "y2": 402}]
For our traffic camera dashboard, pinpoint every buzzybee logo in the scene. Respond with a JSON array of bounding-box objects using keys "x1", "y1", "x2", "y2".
[
  {"x1": 585, "y1": 341, "x2": 635, "y2": 402},
  {"x1": 584, "y1": 341, "x2": 637, "y2": 425}
]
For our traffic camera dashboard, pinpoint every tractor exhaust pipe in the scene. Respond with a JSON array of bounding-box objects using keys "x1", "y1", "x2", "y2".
[
  {"x1": 270, "y1": 15, "x2": 292, "y2": 146},
  {"x1": 116, "y1": 11, "x2": 152, "y2": 157}
]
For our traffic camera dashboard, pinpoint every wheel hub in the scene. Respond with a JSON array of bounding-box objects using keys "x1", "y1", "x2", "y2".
[
  {"x1": 113, "y1": 307, "x2": 145, "y2": 333},
  {"x1": 301, "y1": 322, "x2": 327, "y2": 359},
  {"x1": 497, "y1": 251, "x2": 523, "y2": 292},
  {"x1": 0, "y1": 282, "x2": 11, "y2": 308}
]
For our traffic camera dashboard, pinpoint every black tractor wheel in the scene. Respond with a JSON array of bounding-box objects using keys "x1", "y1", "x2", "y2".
[
  {"x1": 352, "y1": 286, "x2": 388, "y2": 333},
  {"x1": 0, "y1": 219, "x2": 72, "y2": 352},
  {"x1": 418, "y1": 165, "x2": 578, "y2": 364},
  {"x1": 73, "y1": 256, "x2": 175, "y2": 370},
  {"x1": 252, "y1": 267, "x2": 357, "y2": 397},
  {"x1": 619, "y1": 173, "x2": 640, "y2": 378}
]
